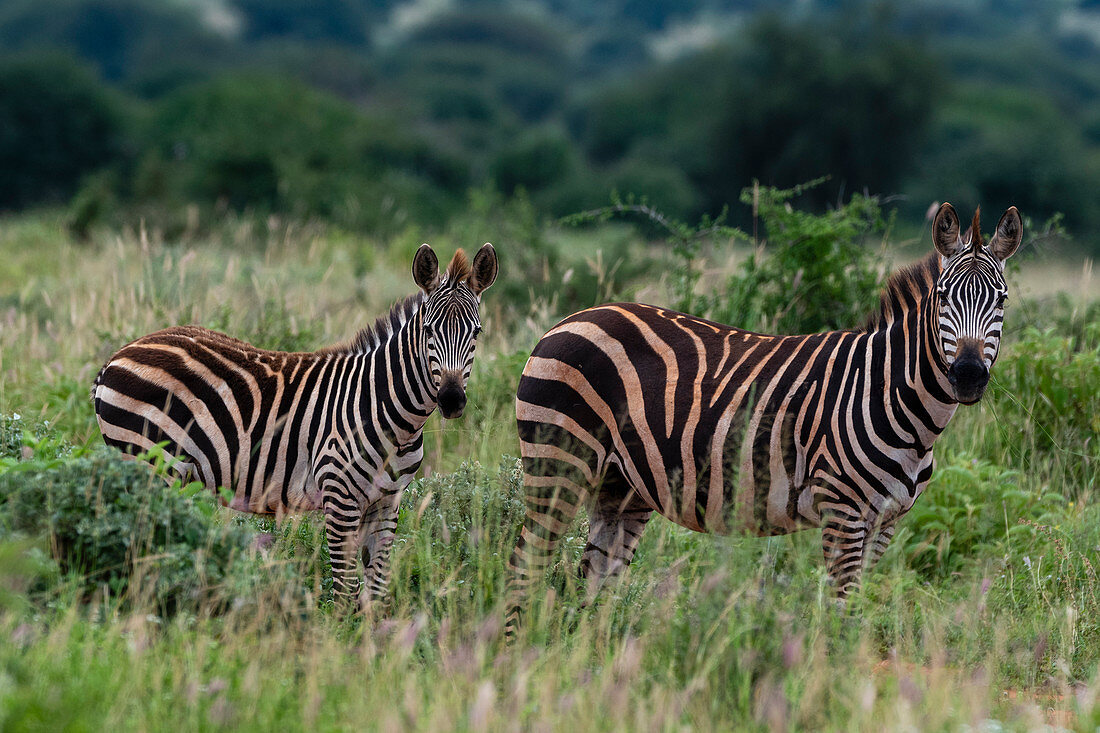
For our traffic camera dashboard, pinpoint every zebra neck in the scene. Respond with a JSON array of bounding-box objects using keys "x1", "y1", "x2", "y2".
[
  {"x1": 897, "y1": 293, "x2": 958, "y2": 444},
  {"x1": 358, "y1": 312, "x2": 436, "y2": 445}
]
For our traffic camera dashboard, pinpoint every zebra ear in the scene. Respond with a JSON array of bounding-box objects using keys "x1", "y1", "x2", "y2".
[
  {"x1": 469, "y1": 243, "x2": 498, "y2": 296},
  {"x1": 989, "y1": 206, "x2": 1022, "y2": 263},
  {"x1": 932, "y1": 202, "x2": 964, "y2": 259},
  {"x1": 413, "y1": 243, "x2": 440, "y2": 293}
]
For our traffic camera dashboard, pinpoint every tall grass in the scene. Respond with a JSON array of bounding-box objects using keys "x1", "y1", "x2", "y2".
[{"x1": 0, "y1": 212, "x2": 1097, "y2": 730}]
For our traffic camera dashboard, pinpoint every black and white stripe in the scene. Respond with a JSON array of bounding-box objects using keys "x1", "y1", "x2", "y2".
[
  {"x1": 504, "y1": 204, "x2": 1021, "y2": 636},
  {"x1": 93, "y1": 243, "x2": 497, "y2": 607}
]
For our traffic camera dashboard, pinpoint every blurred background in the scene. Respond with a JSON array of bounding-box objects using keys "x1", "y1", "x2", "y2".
[{"x1": 2, "y1": 0, "x2": 1100, "y2": 258}]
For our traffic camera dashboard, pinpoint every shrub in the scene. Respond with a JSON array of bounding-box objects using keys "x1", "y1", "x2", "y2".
[
  {"x1": 706, "y1": 182, "x2": 886, "y2": 333},
  {"x1": 443, "y1": 187, "x2": 657, "y2": 313},
  {"x1": 0, "y1": 414, "x2": 71, "y2": 464},
  {"x1": 204, "y1": 297, "x2": 321, "y2": 354},
  {"x1": 894, "y1": 452, "x2": 1067, "y2": 581},
  {"x1": 575, "y1": 181, "x2": 885, "y2": 334},
  {"x1": 395, "y1": 457, "x2": 528, "y2": 605},
  {"x1": 0, "y1": 450, "x2": 270, "y2": 614},
  {"x1": 389, "y1": 457, "x2": 596, "y2": 616}
]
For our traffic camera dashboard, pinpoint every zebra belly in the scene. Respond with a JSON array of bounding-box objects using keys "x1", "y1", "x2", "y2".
[
  {"x1": 611, "y1": 401, "x2": 811, "y2": 538},
  {"x1": 236, "y1": 455, "x2": 322, "y2": 514}
]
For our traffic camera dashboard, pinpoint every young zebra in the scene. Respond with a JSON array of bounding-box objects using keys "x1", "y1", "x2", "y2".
[
  {"x1": 504, "y1": 204, "x2": 1021, "y2": 636},
  {"x1": 93, "y1": 243, "x2": 497, "y2": 608}
]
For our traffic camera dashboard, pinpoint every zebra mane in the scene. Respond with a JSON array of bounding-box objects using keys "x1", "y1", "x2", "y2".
[
  {"x1": 862, "y1": 252, "x2": 942, "y2": 332},
  {"x1": 321, "y1": 291, "x2": 426, "y2": 355},
  {"x1": 446, "y1": 249, "x2": 471, "y2": 282}
]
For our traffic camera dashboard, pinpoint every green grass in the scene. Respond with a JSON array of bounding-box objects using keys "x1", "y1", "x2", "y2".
[{"x1": 0, "y1": 213, "x2": 1098, "y2": 730}]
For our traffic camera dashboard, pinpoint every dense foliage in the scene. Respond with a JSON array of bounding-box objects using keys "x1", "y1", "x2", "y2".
[{"x1": 0, "y1": 422, "x2": 307, "y2": 616}]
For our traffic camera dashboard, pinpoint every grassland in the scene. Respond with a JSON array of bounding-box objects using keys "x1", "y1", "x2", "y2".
[{"x1": 1, "y1": 211, "x2": 1098, "y2": 731}]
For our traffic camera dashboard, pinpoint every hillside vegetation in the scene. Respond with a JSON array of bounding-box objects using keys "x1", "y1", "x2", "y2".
[{"x1": 5, "y1": 0, "x2": 1100, "y2": 254}]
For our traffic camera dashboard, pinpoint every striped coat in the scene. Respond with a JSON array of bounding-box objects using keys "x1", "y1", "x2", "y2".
[
  {"x1": 94, "y1": 243, "x2": 497, "y2": 607},
  {"x1": 505, "y1": 204, "x2": 1021, "y2": 634}
]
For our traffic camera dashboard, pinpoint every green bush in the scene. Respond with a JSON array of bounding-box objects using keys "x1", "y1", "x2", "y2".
[
  {"x1": 709, "y1": 183, "x2": 885, "y2": 333},
  {"x1": 992, "y1": 325, "x2": 1100, "y2": 450},
  {"x1": 896, "y1": 452, "x2": 1067, "y2": 581},
  {"x1": 204, "y1": 297, "x2": 322, "y2": 354},
  {"x1": 584, "y1": 181, "x2": 885, "y2": 333},
  {"x1": 395, "y1": 458, "x2": 527, "y2": 602},
  {"x1": 444, "y1": 187, "x2": 658, "y2": 312},
  {"x1": 0, "y1": 414, "x2": 70, "y2": 464},
  {"x1": 0, "y1": 450, "x2": 268, "y2": 614}
]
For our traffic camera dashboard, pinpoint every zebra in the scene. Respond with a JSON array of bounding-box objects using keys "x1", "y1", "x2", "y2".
[
  {"x1": 504, "y1": 204, "x2": 1020, "y2": 637},
  {"x1": 93, "y1": 243, "x2": 498, "y2": 608}
]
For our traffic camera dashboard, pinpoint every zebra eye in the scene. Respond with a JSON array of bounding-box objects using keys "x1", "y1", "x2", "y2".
[
  {"x1": 997, "y1": 293, "x2": 1008, "y2": 307},
  {"x1": 473, "y1": 325, "x2": 483, "y2": 337}
]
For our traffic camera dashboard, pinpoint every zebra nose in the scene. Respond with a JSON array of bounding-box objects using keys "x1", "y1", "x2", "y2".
[
  {"x1": 437, "y1": 381, "x2": 466, "y2": 419},
  {"x1": 948, "y1": 358, "x2": 989, "y2": 404}
]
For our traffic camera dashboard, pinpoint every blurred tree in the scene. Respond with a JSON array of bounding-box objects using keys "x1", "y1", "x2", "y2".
[
  {"x1": 137, "y1": 75, "x2": 467, "y2": 227},
  {"x1": 406, "y1": 8, "x2": 568, "y2": 64},
  {"x1": 909, "y1": 84, "x2": 1100, "y2": 233},
  {"x1": 0, "y1": 55, "x2": 127, "y2": 209},
  {"x1": 579, "y1": 27, "x2": 652, "y2": 76},
  {"x1": 574, "y1": 14, "x2": 942, "y2": 213},
  {"x1": 491, "y1": 129, "x2": 575, "y2": 195},
  {"x1": 621, "y1": 0, "x2": 704, "y2": 30},
  {"x1": 392, "y1": 9, "x2": 570, "y2": 128},
  {"x1": 231, "y1": 0, "x2": 375, "y2": 46},
  {"x1": 701, "y1": 16, "x2": 942, "y2": 210},
  {"x1": 606, "y1": 157, "x2": 700, "y2": 218},
  {"x1": 0, "y1": 0, "x2": 230, "y2": 82}
]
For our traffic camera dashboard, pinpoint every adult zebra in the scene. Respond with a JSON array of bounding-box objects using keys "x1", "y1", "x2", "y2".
[
  {"x1": 504, "y1": 204, "x2": 1020, "y2": 637},
  {"x1": 93, "y1": 243, "x2": 497, "y2": 608}
]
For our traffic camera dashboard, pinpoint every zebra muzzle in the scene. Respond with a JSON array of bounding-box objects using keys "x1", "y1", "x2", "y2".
[
  {"x1": 948, "y1": 356, "x2": 989, "y2": 405},
  {"x1": 437, "y1": 376, "x2": 467, "y2": 419}
]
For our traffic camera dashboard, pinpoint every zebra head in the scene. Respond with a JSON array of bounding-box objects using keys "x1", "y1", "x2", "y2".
[
  {"x1": 412, "y1": 242, "x2": 498, "y2": 419},
  {"x1": 931, "y1": 203, "x2": 1022, "y2": 405}
]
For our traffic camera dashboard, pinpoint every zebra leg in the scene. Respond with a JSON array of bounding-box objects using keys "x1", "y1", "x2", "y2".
[
  {"x1": 578, "y1": 467, "x2": 653, "y2": 601},
  {"x1": 358, "y1": 444, "x2": 420, "y2": 608},
  {"x1": 322, "y1": 490, "x2": 364, "y2": 610},
  {"x1": 359, "y1": 492, "x2": 402, "y2": 606},
  {"x1": 820, "y1": 507, "x2": 869, "y2": 603},
  {"x1": 864, "y1": 519, "x2": 897, "y2": 574},
  {"x1": 503, "y1": 461, "x2": 590, "y2": 642}
]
